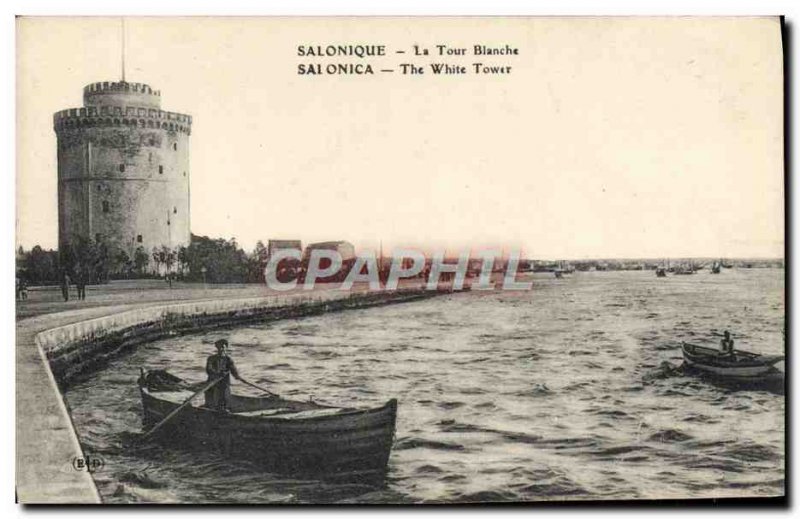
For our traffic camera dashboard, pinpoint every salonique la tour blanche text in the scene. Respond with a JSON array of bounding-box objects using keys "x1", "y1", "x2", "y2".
[{"x1": 297, "y1": 43, "x2": 519, "y2": 76}]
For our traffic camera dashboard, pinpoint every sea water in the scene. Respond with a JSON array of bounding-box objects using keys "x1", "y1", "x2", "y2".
[{"x1": 65, "y1": 269, "x2": 785, "y2": 503}]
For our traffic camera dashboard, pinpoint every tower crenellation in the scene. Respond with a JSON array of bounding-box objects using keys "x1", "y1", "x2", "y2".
[
  {"x1": 84, "y1": 81, "x2": 161, "y2": 96},
  {"x1": 54, "y1": 107, "x2": 192, "y2": 135}
]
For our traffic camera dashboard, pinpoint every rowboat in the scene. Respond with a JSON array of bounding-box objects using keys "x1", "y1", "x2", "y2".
[
  {"x1": 681, "y1": 342, "x2": 784, "y2": 379},
  {"x1": 138, "y1": 370, "x2": 398, "y2": 482}
]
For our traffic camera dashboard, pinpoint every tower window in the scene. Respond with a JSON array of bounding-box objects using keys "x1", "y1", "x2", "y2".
[
  {"x1": 159, "y1": 165, "x2": 164, "y2": 174},
  {"x1": 173, "y1": 143, "x2": 177, "y2": 151},
  {"x1": 95, "y1": 233, "x2": 102, "y2": 242},
  {"x1": 96, "y1": 185, "x2": 101, "y2": 191},
  {"x1": 183, "y1": 171, "x2": 186, "y2": 177},
  {"x1": 102, "y1": 201, "x2": 109, "y2": 213},
  {"x1": 137, "y1": 234, "x2": 143, "y2": 243},
  {"x1": 119, "y1": 164, "x2": 125, "y2": 173},
  {"x1": 173, "y1": 206, "x2": 177, "y2": 214}
]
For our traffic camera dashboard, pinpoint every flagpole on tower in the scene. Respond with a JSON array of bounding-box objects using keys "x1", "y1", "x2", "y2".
[{"x1": 121, "y1": 18, "x2": 126, "y2": 82}]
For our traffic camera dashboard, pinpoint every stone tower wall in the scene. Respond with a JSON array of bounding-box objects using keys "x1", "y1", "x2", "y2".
[{"x1": 54, "y1": 82, "x2": 191, "y2": 261}]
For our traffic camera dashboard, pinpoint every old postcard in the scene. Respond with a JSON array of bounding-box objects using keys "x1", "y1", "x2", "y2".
[{"x1": 15, "y1": 16, "x2": 784, "y2": 504}]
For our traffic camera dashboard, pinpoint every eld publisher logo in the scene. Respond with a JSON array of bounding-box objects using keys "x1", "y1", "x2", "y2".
[{"x1": 72, "y1": 455, "x2": 104, "y2": 473}]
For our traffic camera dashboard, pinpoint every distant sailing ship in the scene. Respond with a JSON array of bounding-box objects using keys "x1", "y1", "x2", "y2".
[
  {"x1": 656, "y1": 259, "x2": 668, "y2": 277},
  {"x1": 554, "y1": 260, "x2": 574, "y2": 278},
  {"x1": 673, "y1": 261, "x2": 696, "y2": 275}
]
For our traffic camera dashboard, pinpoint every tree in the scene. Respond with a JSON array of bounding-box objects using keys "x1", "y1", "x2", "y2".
[
  {"x1": 60, "y1": 236, "x2": 109, "y2": 285},
  {"x1": 133, "y1": 246, "x2": 149, "y2": 276},
  {"x1": 151, "y1": 246, "x2": 177, "y2": 278},
  {"x1": 23, "y1": 245, "x2": 60, "y2": 285},
  {"x1": 110, "y1": 247, "x2": 132, "y2": 279},
  {"x1": 152, "y1": 247, "x2": 162, "y2": 275},
  {"x1": 249, "y1": 240, "x2": 269, "y2": 283},
  {"x1": 162, "y1": 246, "x2": 176, "y2": 273},
  {"x1": 177, "y1": 245, "x2": 189, "y2": 277},
  {"x1": 159, "y1": 246, "x2": 177, "y2": 287},
  {"x1": 178, "y1": 234, "x2": 249, "y2": 283},
  {"x1": 81, "y1": 237, "x2": 107, "y2": 283}
]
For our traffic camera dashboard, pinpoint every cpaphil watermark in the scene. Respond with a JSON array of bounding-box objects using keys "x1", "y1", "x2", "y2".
[{"x1": 264, "y1": 249, "x2": 533, "y2": 291}]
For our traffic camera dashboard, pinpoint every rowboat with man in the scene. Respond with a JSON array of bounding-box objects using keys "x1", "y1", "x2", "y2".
[{"x1": 137, "y1": 339, "x2": 397, "y2": 483}]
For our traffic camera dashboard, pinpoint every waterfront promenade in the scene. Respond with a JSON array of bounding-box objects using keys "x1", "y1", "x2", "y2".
[
  {"x1": 17, "y1": 280, "x2": 287, "y2": 320},
  {"x1": 15, "y1": 280, "x2": 430, "y2": 503}
]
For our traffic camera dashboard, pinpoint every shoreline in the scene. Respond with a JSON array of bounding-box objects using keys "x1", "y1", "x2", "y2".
[{"x1": 17, "y1": 286, "x2": 449, "y2": 503}]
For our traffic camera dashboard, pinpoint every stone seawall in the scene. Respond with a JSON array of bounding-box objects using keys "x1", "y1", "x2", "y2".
[{"x1": 37, "y1": 288, "x2": 439, "y2": 388}]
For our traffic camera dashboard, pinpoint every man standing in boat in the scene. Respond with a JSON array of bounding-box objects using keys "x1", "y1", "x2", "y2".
[
  {"x1": 719, "y1": 330, "x2": 735, "y2": 357},
  {"x1": 205, "y1": 339, "x2": 242, "y2": 411}
]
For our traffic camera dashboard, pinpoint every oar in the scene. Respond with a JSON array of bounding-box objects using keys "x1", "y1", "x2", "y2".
[
  {"x1": 140, "y1": 377, "x2": 223, "y2": 441},
  {"x1": 239, "y1": 377, "x2": 277, "y2": 397}
]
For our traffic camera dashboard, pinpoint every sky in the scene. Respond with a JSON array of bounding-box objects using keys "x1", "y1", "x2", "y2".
[{"x1": 16, "y1": 16, "x2": 784, "y2": 259}]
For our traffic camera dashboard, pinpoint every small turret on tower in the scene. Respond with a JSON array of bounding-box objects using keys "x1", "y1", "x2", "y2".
[{"x1": 83, "y1": 81, "x2": 162, "y2": 109}]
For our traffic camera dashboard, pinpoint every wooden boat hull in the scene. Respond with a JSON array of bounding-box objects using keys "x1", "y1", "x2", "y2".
[
  {"x1": 681, "y1": 343, "x2": 784, "y2": 379},
  {"x1": 139, "y1": 371, "x2": 397, "y2": 482}
]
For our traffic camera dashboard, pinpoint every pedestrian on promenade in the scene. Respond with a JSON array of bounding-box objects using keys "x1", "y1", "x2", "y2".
[
  {"x1": 18, "y1": 277, "x2": 28, "y2": 300},
  {"x1": 75, "y1": 269, "x2": 85, "y2": 300},
  {"x1": 61, "y1": 271, "x2": 70, "y2": 302}
]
